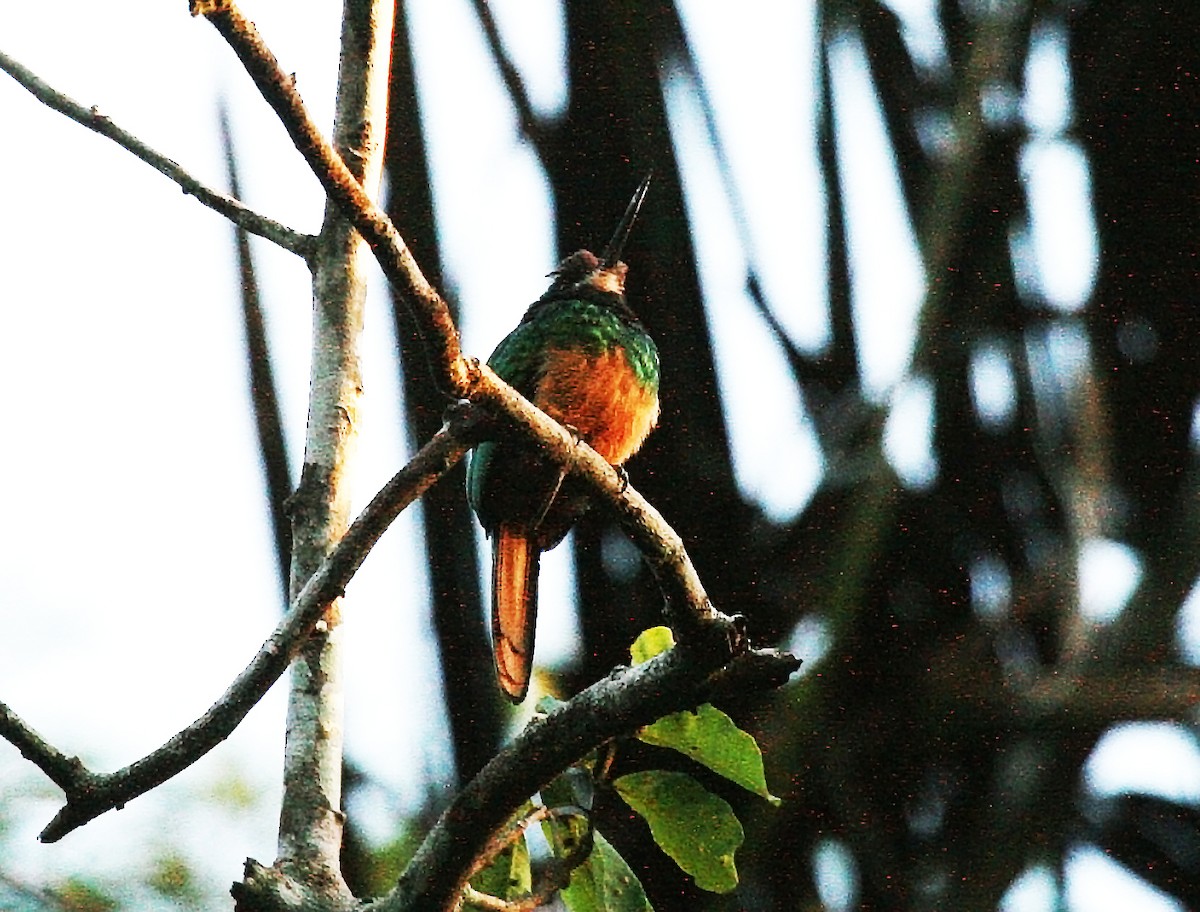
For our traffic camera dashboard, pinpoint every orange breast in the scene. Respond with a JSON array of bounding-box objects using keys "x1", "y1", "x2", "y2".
[{"x1": 534, "y1": 346, "x2": 660, "y2": 465}]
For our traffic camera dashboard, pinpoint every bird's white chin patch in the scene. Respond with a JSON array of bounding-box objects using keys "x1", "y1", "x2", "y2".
[{"x1": 591, "y1": 264, "x2": 627, "y2": 295}]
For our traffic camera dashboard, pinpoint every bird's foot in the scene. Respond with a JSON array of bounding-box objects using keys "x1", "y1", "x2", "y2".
[{"x1": 614, "y1": 465, "x2": 630, "y2": 494}]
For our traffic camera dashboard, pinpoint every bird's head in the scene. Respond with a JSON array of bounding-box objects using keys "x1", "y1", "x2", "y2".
[
  {"x1": 548, "y1": 249, "x2": 627, "y2": 297},
  {"x1": 543, "y1": 173, "x2": 651, "y2": 302}
]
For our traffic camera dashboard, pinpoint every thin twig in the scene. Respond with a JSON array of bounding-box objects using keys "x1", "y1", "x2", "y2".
[
  {"x1": 0, "y1": 48, "x2": 315, "y2": 258},
  {"x1": 219, "y1": 100, "x2": 293, "y2": 598},
  {"x1": 465, "y1": 804, "x2": 587, "y2": 884},
  {"x1": 0, "y1": 702, "x2": 89, "y2": 793},
  {"x1": 460, "y1": 816, "x2": 589, "y2": 912},
  {"x1": 30, "y1": 409, "x2": 482, "y2": 843}
]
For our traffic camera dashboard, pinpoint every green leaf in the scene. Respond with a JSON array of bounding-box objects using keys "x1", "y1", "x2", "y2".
[
  {"x1": 558, "y1": 830, "x2": 654, "y2": 912},
  {"x1": 630, "y1": 626, "x2": 675, "y2": 665},
  {"x1": 639, "y1": 704, "x2": 781, "y2": 805},
  {"x1": 540, "y1": 772, "x2": 653, "y2": 912},
  {"x1": 613, "y1": 770, "x2": 743, "y2": 893},
  {"x1": 470, "y1": 803, "x2": 532, "y2": 902}
]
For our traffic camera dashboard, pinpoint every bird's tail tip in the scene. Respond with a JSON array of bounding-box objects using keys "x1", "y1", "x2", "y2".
[{"x1": 492, "y1": 527, "x2": 539, "y2": 702}]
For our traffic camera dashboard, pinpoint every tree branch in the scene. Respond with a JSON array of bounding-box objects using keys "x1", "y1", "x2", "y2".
[
  {"x1": 219, "y1": 100, "x2": 294, "y2": 598},
  {"x1": 273, "y1": 0, "x2": 394, "y2": 893},
  {"x1": 0, "y1": 48, "x2": 314, "y2": 258},
  {"x1": 373, "y1": 641, "x2": 799, "y2": 912},
  {"x1": 0, "y1": 702, "x2": 88, "y2": 793},
  {"x1": 25, "y1": 410, "x2": 480, "y2": 843}
]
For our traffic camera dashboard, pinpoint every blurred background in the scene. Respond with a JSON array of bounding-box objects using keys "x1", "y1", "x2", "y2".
[{"x1": 1, "y1": 0, "x2": 1197, "y2": 909}]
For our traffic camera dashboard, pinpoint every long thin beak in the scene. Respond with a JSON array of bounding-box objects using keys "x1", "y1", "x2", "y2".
[{"x1": 600, "y1": 171, "x2": 653, "y2": 267}]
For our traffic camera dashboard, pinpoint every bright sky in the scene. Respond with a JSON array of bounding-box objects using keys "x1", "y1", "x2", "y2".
[{"x1": 0, "y1": 1, "x2": 1193, "y2": 909}]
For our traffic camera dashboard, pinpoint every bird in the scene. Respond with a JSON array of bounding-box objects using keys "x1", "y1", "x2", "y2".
[{"x1": 467, "y1": 176, "x2": 661, "y2": 702}]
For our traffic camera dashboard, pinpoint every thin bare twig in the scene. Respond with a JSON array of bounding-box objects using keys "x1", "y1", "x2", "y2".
[
  {"x1": 465, "y1": 803, "x2": 587, "y2": 884},
  {"x1": 458, "y1": 805, "x2": 594, "y2": 911},
  {"x1": 460, "y1": 813, "x2": 589, "y2": 912},
  {"x1": 219, "y1": 100, "x2": 293, "y2": 598},
  {"x1": 28, "y1": 409, "x2": 481, "y2": 843},
  {"x1": 0, "y1": 702, "x2": 88, "y2": 793},
  {"x1": 0, "y1": 48, "x2": 315, "y2": 258}
]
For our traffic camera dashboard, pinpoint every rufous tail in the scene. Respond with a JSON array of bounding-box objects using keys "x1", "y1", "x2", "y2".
[{"x1": 492, "y1": 525, "x2": 539, "y2": 702}]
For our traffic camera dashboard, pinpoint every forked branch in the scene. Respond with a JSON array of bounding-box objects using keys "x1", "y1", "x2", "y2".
[{"x1": 0, "y1": 49, "x2": 314, "y2": 258}]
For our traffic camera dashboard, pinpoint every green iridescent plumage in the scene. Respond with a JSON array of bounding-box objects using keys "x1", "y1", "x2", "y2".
[
  {"x1": 465, "y1": 290, "x2": 657, "y2": 535},
  {"x1": 489, "y1": 297, "x2": 661, "y2": 393},
  {"x1": 468, "y1": 295, "x2": 659, "y2": 525}
]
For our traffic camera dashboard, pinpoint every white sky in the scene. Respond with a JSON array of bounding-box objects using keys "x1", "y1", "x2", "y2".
[{"x1": 0, "y1": 1, "x2": 1193, "y2": 909}]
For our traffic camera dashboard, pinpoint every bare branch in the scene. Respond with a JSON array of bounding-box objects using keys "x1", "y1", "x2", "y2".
[
  {"x1": 455, "y1": 805, "x2": 594, "y2": 911},
  {"x1": 273, "y1": 0, "x2": 394, "y2": 891},
  {"x1": 457, "y1": 887, "x2": 517, "y2": 912},
  {"x1": 0, "y1": 48, "x2": 314, "y2": 258},
  {"x1": 30, "y1": 409, "x2": 481, "y2": 843},
  {"x1": 464, "y1": 803, "x2": 587, "y2": 885},
  {"x1": 0, "y1": 702, "x2": 89, "y2": 793},
  {"x1": 219, "y1": 101, "x2": 294, "y2": 597}
]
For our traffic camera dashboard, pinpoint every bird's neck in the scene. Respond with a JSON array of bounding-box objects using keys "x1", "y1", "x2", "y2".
[{"x1": 531, "y1": 283, "x2": 640, "y2": 325}]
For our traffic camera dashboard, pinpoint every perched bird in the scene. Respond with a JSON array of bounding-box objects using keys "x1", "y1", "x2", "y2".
[{"x1": 467, "y1": 177, "x2": 661, "y2": 702}]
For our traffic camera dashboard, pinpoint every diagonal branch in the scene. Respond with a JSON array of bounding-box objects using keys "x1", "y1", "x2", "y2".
[
  {"x1": 219, "y1": 101, "x2": 294, "y2": 598},
  {"x1": 0, "y1": 702, "x2": 88, "y2": 793},
  {"x1": 372, "y1": 641, "x2": 799, "y2": 912},
  {"x1": 23, "y1": 408, "x2": 482, "y2": 843},
  {"x1": 0, "y1": 48, "x2": 314, "y2": 258}
]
